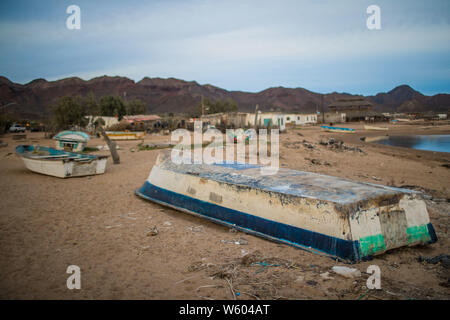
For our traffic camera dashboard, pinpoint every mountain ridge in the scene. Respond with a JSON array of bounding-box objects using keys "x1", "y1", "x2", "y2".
[{"x1": 0, "y1": 75, "x2": 448, "y2": 119}]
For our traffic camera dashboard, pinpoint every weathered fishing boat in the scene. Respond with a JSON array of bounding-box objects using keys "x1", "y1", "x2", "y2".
[
  {"x1": 53, "y1": 130, "x2": 90, "y2": 152},
  {"x1": 15, "y1": 145, "x2": 108, "y2": 178},
  {"x1": 105, "y1": 131, "x2": 145, "y2": 140},
  {"x1": 136, "y1": 152, "x2": 437, "y2": 262},
  {"x1": 321, "y1": 126, "x2": 355, "y2": 133},
  {"x1": 364, "y1": 125, "x2": 388, "y2": 131}
]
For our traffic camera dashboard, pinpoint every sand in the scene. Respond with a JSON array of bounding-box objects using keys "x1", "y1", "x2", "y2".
[{"x1": 0, "y1": 122, "x2": 449, "y2": 300}]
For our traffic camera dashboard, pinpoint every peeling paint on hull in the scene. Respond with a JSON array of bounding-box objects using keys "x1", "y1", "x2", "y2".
[{"x1": 136, "y1": 152, "x2": 437, "y2": 262}]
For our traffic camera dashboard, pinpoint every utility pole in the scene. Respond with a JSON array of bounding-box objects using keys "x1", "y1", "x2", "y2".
[
  {"x1": 201, "y1": 95, "x2": 204, "y2": 117},
  {"x1": 321, "y1": 95, "x2": 325, "y2": 124},
  {"x1": 254, "y1": 104, "x2": 259, "y2": 129}
]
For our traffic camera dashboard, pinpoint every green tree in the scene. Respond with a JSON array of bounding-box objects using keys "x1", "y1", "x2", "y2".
[
  {"x1": 53, "y1": 96, "x2": 87, "y2": 130},
  {"x1": 190, "y1": 97, "x2": 238, "y2": 116},
  {"x1": 85, "y1": 92, "x2": 99, "y2": 116},
  {"x1": 126, "y1": 99, "x2": 146, "y2": 115},
  {"x1": 99, "y1": 96, "x2": 126, "y2": 120}
]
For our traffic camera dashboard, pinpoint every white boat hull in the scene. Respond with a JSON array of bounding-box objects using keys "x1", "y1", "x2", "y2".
[
  {"x1": 136, "y1": 152, "x2": 437, "y2": 262},
  {"x1": 21, "y1": 156, "x2": 107, "y2": 178}
]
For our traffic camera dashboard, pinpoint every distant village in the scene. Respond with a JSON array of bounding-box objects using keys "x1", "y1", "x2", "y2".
[{"x1": 84, "y1": 97, "x2": 450, "y2": 134}]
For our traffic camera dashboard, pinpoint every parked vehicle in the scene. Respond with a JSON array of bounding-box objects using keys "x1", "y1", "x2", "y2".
[{"x1": 9, "y1": 124, "x2": 26, "y2": 133}]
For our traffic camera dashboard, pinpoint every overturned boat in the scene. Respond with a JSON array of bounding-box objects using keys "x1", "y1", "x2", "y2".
[
  {"x1": 15, "y1": 145, "x2": 108, "y2": 178},
  {"x1": 364, "y1": 125, "x2": 388, "y2": 131},
  {"x1": 53, "y1": 130, "x2": 90, "y2": 152},
  {"x1": 105, "y1": 131, "x2": 145, "y2": 140},
  {"x1": 136, "y1": 152, "x2": 437, "y2": 263},
  {"x1": 321, "y1": 126, "x2": 355, "y2": 133}
]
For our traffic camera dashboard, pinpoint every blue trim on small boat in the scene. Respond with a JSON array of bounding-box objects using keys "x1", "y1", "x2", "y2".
[
  {"x1": 136, "y1": 181, "x2": 362, "y2": 262},
  {"x1": 53, "y1": 130, "x2": 90, "y2": 142},
  {"x1": 321, "y1": 126, "x2": 355, "y2": 132},
  {"x1": 427, "y1": 223, "x2": 438, "y2": 244},
  {"x1": 15, "y1": 145, "x2": 104, "y2": 160}
]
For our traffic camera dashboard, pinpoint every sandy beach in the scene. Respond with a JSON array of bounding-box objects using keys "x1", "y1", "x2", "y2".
[{"x1": 0, "y1": 122, "x2": 449, "y2": 300}]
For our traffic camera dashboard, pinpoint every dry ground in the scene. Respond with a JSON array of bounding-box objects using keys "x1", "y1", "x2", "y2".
[{"x1": 0, "y1": 122, "x2": 449, "y2": 300}]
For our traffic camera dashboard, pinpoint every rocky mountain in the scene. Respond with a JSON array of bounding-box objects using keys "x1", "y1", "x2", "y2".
[{"x1": 0, "y1": 75, "x2": 448, "y2": 119}]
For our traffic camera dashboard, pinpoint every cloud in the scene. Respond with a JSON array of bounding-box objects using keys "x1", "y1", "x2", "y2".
[{"x1": 0, "y1": 0, "x2": 449, "y2": 94}]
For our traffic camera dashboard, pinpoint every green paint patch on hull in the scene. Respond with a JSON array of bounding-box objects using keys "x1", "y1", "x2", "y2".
[
  {"x1": 406, "y1": 225, "x2": 431, "y2": 244},
  {"x1": 359, "y1": 234, "x2": 386, "y2": 256}
]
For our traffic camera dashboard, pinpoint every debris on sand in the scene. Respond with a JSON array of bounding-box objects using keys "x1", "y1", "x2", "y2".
[
  {"x1": 283, "y1": 140, "x2": 315, "y2": 150},
  {"x1": 417, "y1": 254, "x2": 450, "y2": 269},
  {"x1": 308, "y1": 158, "x2": 331, "y2": 166},
  {"x1": 105, "y1": 224, "x2": 122, "y2": 229},
  {"x1": 302, "y1": 140, "x2": 315, "y2": 149},
  {"x1": 306, "y1": 280, "x2": 318, "y2": 286},
  {"x1": 0, "y1": 141, "x2": 7, "y2": 148},
  {"x1": 331, "y1": 266, "x2": 361, "y2": 278},
  {"x1": 96, "y1": 145, "x2": 120, "y2": 151},
  {"x1": 138, "y1": 142, "x2": 175, "y2": 151},
  {"x1": 188, "y1": 225, "x2": 204, "y2": 233},
  {"x1": 221, "y1": 238, "x2": 248, "y2": 245},
  {"x1": 146, "y1": 226, "x2": 159, "y2": 236},
  {"x1": 320, "y1": 272, "x2": 334, "y2": 280},
  {"x1": 319, "y1": 138, "x2": 365, "y2": 154}
]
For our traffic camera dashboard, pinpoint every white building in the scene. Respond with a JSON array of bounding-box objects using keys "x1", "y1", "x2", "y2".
[
  {"x1": 284, "y1": 113, "x2": 318, "y2": 125},
  {"x1": 255, "y1": 112, "x2": 286, "y2": 131}
]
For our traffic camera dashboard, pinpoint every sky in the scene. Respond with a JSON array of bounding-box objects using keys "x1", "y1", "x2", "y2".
[{"x1": 0, "y1": 0, "x2": 449, "y2": 95}]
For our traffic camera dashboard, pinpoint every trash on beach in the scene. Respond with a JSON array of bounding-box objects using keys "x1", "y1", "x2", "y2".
[
  {"x1": 0, "y1": 141, "x2": 7, "y2": 148},
  {"x1": 105, "y1": 224, "x2": 122, "y2": 229},
  {"x1": 320, "y1": 272, "x2": 334, "y2": 280},
  {"x1": 331, "y1": 266, "x2": 361, "y2": 278},
  {"x1": 146, "y1": 226, "x2": 159, "y2": 236},
  {"x1": 417, "y1": 254, "x2": 450, "y2": 268},
  {"x1": 97, "y1": 144, "x2": 120, "y2": 151},
  {"x1": 120, "y1": 213, "x2": 137, "y2": 220},
  {"x1": 221, "y1": 238, "x2": 248, "y2": 245},
  {"x1": 188, "y1": 225, "x2": 204, "y2": 233}
]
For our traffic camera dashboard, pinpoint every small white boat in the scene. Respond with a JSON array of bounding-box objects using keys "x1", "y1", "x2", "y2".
[
  {"x1": 320, "y1": 126, "x2": 355, "y2": 133},
  {"x1": 364, "y1": 125, "x2": 388, "y2": 131},
  {"x1": 136, "y1": 151, "x2": 437, "y2": 262},
  {"x1": 15, "y1": 145, "x2": 108, "y2": 178},
  {"x1": 105, "y1": 131, "x2": 145, "y2": 140},
  {"x1": 53, "y1": 130, "x2": 90, "y2": 152}
]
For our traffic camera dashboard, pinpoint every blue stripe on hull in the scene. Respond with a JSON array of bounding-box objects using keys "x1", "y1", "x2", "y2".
[{"x1": 136, "y1": 181, "x2": 362, "y2": 262}]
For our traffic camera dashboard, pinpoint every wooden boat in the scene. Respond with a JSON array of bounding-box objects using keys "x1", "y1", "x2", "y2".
[
  {"x1": 364, "y1": 125, "x2": 388, "y2": 131},
  {"x1": 105, "y1": 131, "x2": 145, "y2": 140},
  {"x1": 53, "y1": 131, "x2": 90, "y2": 152},
  {"x1": 136, "y1": 151, "x2": 437, "y2": 262},
  {"x1": 15, "y1": 145, "x2": 108, "y2": 178},
  {"x1": 320, "y1": 126, "x2": 355, "y2": 133}
]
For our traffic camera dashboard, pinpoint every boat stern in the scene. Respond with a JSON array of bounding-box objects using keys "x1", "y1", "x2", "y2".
[{"x1": 346, "y1": 193, "x2": 437, "y2": 260}]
